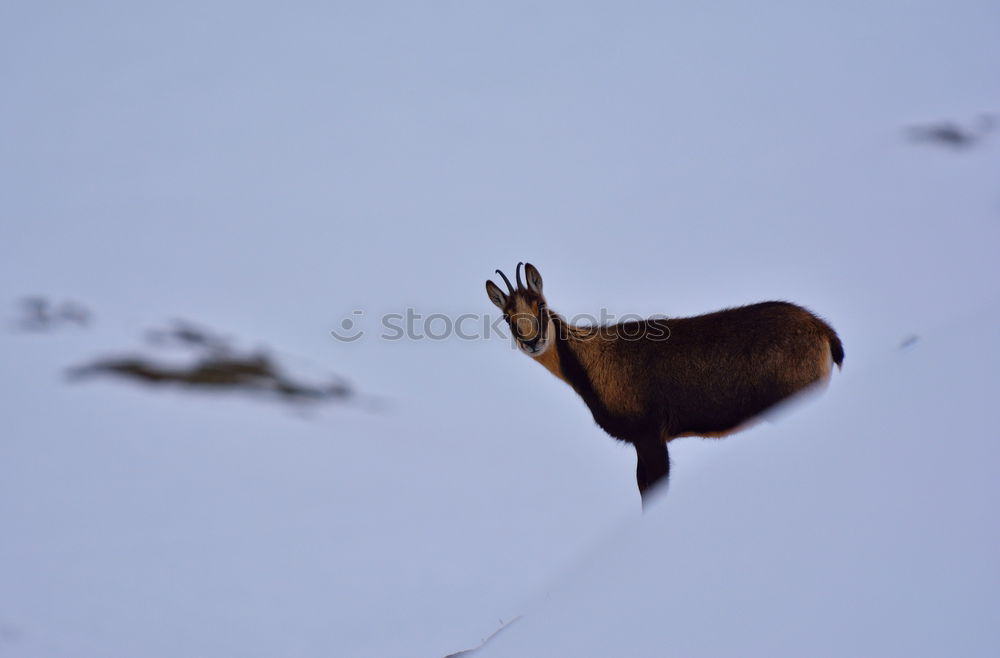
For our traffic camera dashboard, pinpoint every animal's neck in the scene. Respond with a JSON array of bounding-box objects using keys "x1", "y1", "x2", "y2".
[
  {"x1": 534, "y1": 312, "x2": 614, "y2": 426},
  {"x1": 533, "y1": 335, "x2": 565, "y2": 384},
  {"x1": 532, "y1": 312, "x2": 579, "y2": 386}
]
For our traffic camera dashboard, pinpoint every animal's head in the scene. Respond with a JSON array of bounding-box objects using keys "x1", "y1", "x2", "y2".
[{"x1": 486, "y1": 262, "x2": 552, "y2": 357}]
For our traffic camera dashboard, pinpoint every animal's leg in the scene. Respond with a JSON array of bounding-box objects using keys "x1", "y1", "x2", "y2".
[
  {"x1": 636, "y1": 457, "x2": 648, "y2": 495},
  {"x1": 634, "y1": 437, "x2": 670, "y2": 507}
]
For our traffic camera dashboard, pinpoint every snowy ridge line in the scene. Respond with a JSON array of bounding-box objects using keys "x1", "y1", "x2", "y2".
[{"x1": 444, "y1": 616, "x2": 522, "y2": 657}]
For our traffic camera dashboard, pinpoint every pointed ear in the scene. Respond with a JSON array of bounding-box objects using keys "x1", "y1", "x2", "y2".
[
  {"x1": 524, "y1": 263, "x2": 543, "y2": 295},
  {"x1": 485, "y1": 280, "x2": 508, "y2": 309}
]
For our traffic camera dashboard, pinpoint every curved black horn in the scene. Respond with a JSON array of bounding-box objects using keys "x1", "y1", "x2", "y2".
[
  {"x1": 495, "y1": 269, "x2": 514, "y2": 295},
  {"x1": 516, "y1": 262, "x2": 524, "y2": 290}
]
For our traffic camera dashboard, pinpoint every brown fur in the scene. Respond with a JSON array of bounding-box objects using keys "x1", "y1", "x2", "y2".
[{"x1": 487, "y1": 264, "x2": 844, "y2": 504}]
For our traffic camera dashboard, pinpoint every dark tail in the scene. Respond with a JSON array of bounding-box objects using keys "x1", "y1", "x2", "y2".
[{"x1": 828, "y1": 331, "x2": 845, "y2": 369}]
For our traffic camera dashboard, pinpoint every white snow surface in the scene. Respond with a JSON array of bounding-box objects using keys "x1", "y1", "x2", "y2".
[
  {"x1": 479, "y1": 307, "x2": 1000, "y2": 657},
  {"x1": 1, "y1": 1, "x2": 999, "y2": 657}
]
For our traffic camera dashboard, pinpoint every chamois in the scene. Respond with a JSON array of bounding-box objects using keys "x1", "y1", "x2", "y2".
[{"x1": 485, "y1": 263, "x2": 844, "y2": 506}]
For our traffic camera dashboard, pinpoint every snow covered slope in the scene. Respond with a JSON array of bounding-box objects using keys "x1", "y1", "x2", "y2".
[
  {"x1": 479, "y1": 306, "x2": 1000, "y2": 657},
  {"x1": 1, "y1": 1, "x2": 998, "y2": 656}
]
